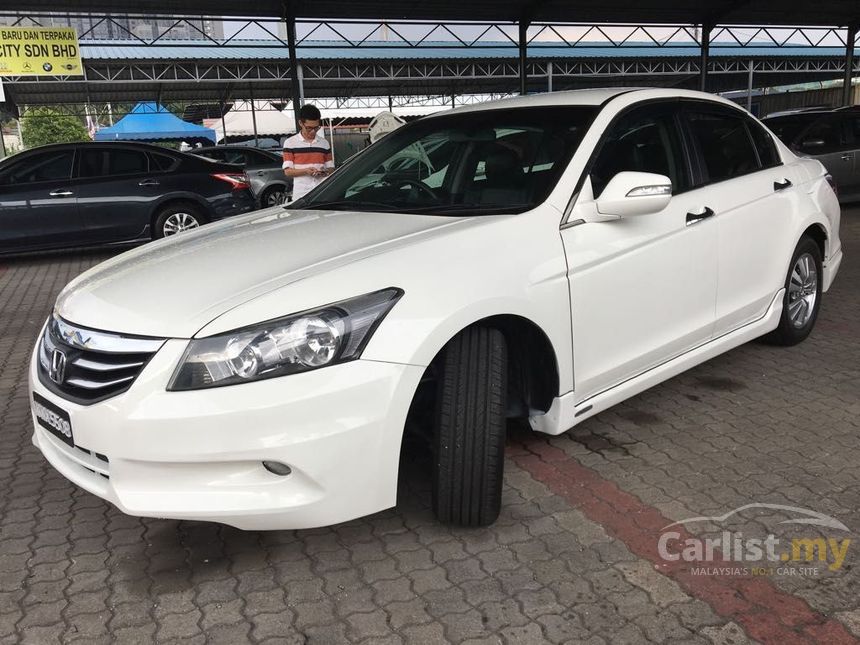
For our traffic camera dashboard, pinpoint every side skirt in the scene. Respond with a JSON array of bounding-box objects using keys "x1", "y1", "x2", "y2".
[{"x1": 530, "y1": 288, "x2": 785, "y2": 436}]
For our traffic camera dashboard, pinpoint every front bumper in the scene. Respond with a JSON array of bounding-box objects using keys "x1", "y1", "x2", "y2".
[{"x1": 29, "y1": 337, "x2": 423, "y2": 530}]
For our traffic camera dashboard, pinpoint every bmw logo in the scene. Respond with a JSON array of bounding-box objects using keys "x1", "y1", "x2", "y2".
[{"x1": 42, "y1": 62, "x2": 53, "y2": 72}]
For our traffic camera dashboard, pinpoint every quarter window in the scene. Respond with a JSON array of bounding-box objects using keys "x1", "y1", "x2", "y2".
[
  {"x1": 686, "y1": 109, "x2": 759, "y2": 183},
  {"x1": 590, "y1": 106, "x2": 689, "y2": 197},
  {"x1": 746, "y1": 120, "x2": 780, "y2": 168},
  {"x1": 150, "y1": 152, "x2": 178, "y2": 172}
]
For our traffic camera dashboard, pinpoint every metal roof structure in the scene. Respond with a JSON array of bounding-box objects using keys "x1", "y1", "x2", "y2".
[
  {"x1": 9, "y1": 1, "x2": 860, "y2": 26},
  {"x1": 3, "y1": 38, "x2": 857, "y2": 109},
  {"x1": 0, "y1": 4, "x2": 857, "y2": 126}
]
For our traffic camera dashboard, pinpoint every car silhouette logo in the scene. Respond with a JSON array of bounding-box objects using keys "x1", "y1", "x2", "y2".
[{"x1": 49, "y1": 349, "x2": 67, "y2": 384}]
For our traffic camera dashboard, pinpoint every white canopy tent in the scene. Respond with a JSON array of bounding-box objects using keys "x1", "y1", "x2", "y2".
[{"x1": 210, "y1": 100, "x2": 296, "y2": 144}]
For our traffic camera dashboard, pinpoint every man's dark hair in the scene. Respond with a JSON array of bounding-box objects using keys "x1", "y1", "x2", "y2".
[{"x1": 299, "y1": 104, "x2": 321, "y2": 121}]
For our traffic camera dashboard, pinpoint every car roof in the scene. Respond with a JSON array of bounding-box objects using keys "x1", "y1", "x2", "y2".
[
  {"x1": 425, "y1": 87, "x2": 744, "y2": 119},
  {"x1": 12, "y1": 141, "x2": 181, "y2": 155}
]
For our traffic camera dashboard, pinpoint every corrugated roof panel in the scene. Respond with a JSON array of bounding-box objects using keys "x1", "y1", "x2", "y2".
[{"x1": 78, "y1": 40, "x2": 848, "y2": 62}]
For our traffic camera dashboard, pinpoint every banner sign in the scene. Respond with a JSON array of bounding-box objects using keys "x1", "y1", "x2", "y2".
[{"x1": 0, "y1": 27, "x2": 82, "y2": 76}]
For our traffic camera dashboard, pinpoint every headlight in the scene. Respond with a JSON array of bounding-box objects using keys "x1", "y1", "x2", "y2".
[{"x1": 168, "y1": 288, "x2": 403, "y2": 391}]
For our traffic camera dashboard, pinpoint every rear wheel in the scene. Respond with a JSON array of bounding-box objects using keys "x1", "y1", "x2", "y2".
[
  {"x1": 432, "y1": 326, "x2": 507, "y2": 527},
  {"x1": 154, "y1": 203, "x2": 206, "y2": 239},
  {"x1": 763, "y1": 236, "x2": 822, "y2": 346},
  {"x1": 261, "y1": 185, "x2": 287, "y2": 207}
]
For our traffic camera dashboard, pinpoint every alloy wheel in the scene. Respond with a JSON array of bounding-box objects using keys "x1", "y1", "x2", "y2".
[
  {"x1": 162, "y1": 212, "x2": 200, "y2": 236},
  {"x1": 787, "y1": 252, "x2": 818, "y2": 328}
]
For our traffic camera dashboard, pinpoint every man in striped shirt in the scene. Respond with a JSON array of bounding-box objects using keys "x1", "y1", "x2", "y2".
[{"x1": 283, "y1": 104, "x2": 334, "y2": 202}]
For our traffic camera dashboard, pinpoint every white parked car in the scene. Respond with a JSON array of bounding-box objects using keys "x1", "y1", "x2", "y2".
[{"x1": 29, "y1": 89, "x2": 842, "y2": 530}]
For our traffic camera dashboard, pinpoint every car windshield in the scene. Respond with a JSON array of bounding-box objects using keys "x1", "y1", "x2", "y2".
[{"x1": 294, "y1": 106, "x2": 597, "y2": 215}]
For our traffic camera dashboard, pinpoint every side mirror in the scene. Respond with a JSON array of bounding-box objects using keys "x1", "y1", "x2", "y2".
[
  {"x1": 594, "y1": 171, "x2": 672, "y2": 217},
  {"x1": 800, "y1": 138, "x2": 826, "y2": 150}
]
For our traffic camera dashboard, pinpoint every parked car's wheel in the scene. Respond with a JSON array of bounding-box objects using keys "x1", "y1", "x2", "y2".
[
  {"x1": 763, "y1": 236, "x2": 823, "y2": 346},
  {"x1": 154, "y1": 203, "x2": 207, "y2": 239},
  {"x1": 261, "y1": 185, "x2": 288, "y2": 207},
  {"x1": 432, "y1": 326, "x2": 507, "y2": 527}
]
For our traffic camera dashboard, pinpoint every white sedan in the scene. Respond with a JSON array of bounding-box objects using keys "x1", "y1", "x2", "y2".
[{"x1": 28, "y1": 88, "x2": 842, "y2": 530}]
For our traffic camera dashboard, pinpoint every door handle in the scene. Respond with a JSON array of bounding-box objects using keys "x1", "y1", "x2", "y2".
[
  {"x1": 255, "y1": 170, "x2": 266, "y2": 176},
  {"x1": 773, "y1": 178, "x2": 793, "y2": 191},
  {"x1": 686, "y1": 207, "x2": 714, "y2": 226},
  {"x1": 840, "y1": 153, "x2": 853, "y2": 162},
  {"x1": 48, "y1": 189, "x2": 74, "y2": 197},
  {"x1": 138, "y1": 179, "x2": 160, "y2": 187}
]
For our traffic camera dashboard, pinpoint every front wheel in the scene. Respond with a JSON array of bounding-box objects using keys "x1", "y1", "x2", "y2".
[
  {"x1": 432, "y1": 326, "x2": 507, "y2": 527},
  {"x1": 763, "y1": 236, "x2": 822, "y2": 346}
]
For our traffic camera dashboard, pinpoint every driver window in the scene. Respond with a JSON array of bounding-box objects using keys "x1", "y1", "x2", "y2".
[
  {"x1": 0, "y1": 150, "x2": 74, "y2": 185},
  {"x1": 590, "y1": 106, "x2": 688, "y2": 198}
]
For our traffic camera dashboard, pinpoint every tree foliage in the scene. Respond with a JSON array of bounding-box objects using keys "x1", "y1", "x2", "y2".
[{"x1": 21, "y1": 107, "x2": 89, "y2": 148}]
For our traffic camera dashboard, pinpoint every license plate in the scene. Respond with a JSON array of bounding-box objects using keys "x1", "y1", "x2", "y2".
[{"x1": 32, "y1": 392, "x2": 74, "y2": 447}]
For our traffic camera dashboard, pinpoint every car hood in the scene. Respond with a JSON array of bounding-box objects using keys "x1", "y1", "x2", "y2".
[{"x1": 55, "y1": 208, "x2": 472, "y2": 338}]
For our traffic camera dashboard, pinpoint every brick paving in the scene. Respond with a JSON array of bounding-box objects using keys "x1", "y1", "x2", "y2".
[{"x1": 0, "y1": 208, "x2": 858, "y2": 644}]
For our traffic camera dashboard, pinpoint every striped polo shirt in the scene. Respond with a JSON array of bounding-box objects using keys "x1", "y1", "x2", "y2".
[{"x1": 282, "y1": 132, "x2": 334, "y2": 201}]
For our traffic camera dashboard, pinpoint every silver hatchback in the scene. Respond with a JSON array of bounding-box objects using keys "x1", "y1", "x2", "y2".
[{"x1": 194, "y1": 145, "x2": 292, "y2": 207}]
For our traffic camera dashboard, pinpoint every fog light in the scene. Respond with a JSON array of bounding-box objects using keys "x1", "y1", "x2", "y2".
[{"x1": 262, "y1": 461, "x2": 292, "y2": 476}]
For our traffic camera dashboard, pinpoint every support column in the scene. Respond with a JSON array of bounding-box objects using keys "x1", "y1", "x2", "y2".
[
  {"x1": 547, "y1": 60, "x2": 553, "y2": 93},
  {"x1": 249, "y1": 90, "x2": 259, "y2": 148},
  {"x1": 699, "y1": 24, "x2": 712, "y2": 93},
  {"x1": 746, "y1": 60, "x2": 754, "y2": 112},
  {"x1": 843, "y1": 23, "x2": 858, "y2": 107},
  {"x1": 219, "y1": 95, "x2": 228, "y2": 145},
  {"x1": 518, "y1": 20, "x2": 529, "y2": 96},
  {"x1": 284, "y1": 1, "x2": 302, "y2": 130}
]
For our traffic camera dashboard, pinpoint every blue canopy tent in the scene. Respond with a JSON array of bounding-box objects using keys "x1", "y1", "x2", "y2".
[{"x1": 94, "y1": 102, "x2": 216, "y2": 143}]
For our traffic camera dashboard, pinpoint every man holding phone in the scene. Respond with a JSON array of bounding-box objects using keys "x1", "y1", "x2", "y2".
[{"x1": 283, "y1": 104, "x2": 334, "y2": 202}]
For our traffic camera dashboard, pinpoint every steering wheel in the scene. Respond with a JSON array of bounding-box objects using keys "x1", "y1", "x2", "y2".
[{"x1": 395, "y1": 178, "x2": 441, "y2": 203}]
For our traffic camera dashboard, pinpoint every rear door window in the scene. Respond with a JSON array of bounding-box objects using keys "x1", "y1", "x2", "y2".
[
  {"x1": 795, "y1": 118, "x2": 847, "y2": 154},
  {"x1": 79, "y1": 148, "x2": 149, "y2": 178},
  {"x1": 0, "y1": 150, "x2": 74, "y2": 185},
  {"x1": 107, "y1": 149, "x2": 149, "y2": 175},
  {"x1": 685, "y1": 107, "x2": 760, "y2": 184}
]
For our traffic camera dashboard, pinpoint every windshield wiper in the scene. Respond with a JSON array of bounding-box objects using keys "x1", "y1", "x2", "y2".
[
  {"x1": 404, "y1": 203, "x2": 531, "y2": 215},
  {"x1": 289, "y1": 200, "x2": 401, "y2": 212}
]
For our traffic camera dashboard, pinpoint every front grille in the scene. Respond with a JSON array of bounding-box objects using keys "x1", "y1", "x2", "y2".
[{"x1": 38, "y1": 315, "x2": 165, "y2": 405}]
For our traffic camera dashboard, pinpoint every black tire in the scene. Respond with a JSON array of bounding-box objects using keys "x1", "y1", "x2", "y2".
[
  {"x1": 762, "y1": 236, "x2": 823, "y2": 346},
  {"x1": 261, "y1": 185, "x2": 287, "y2": 208},
  {"x1": 153, "y1": 203, "x2": 207, "y2": 240},
  {"x1": 432, "y1": 326, "x2": 507, "y2": 527}
]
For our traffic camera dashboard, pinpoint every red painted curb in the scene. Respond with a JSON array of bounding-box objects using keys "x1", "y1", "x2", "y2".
[{"x1": 510, "y1": 438, "x2": 859, "y2": 645}]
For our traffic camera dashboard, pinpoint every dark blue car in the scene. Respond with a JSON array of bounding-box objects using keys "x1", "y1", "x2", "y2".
[{"x1": 0, "y1": 141, "x2": 257, "y2": 255}]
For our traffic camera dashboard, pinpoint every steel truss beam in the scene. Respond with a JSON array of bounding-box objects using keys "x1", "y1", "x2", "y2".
[
  {"x1": 0, "y1": 13, "x2": 851, "y2": 49},
  {"x1": 4, "y1": 56, "x2": 852, "y2": 87},
  {"x1": 16, "y1": 93, "x2": 519, "y2": 118}
]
